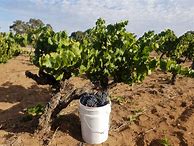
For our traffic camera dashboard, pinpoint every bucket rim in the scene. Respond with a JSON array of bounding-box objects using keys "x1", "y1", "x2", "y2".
[{"x1": 79, "y1": 98, "x2": 111, "y2": 111}]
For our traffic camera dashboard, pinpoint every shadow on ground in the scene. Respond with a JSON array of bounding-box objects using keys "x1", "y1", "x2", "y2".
[
  {"x1": 52, "y1": 113, "x2": 83, "y2": 142},
  {"x1": 0, "y1": 81, "x2": 51, "y2": 133}
]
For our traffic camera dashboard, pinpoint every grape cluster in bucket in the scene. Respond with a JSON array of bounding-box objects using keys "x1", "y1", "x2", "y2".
[{"x1": 80, "y1": 91, "x2": 109, "y2": 107}]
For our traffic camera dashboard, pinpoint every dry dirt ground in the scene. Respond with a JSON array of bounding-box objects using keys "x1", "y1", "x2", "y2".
[{"x1": 0, "y1": 55, "x2": 194, "y2": 146}]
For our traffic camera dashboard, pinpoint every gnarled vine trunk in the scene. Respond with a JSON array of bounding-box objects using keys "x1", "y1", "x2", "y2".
[{"x1": 26, "y1": 71, "x2": 94, "y2": 145}]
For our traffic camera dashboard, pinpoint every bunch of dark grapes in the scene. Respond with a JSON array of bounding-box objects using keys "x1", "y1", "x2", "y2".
[
  {"x1": 95, "y1": 91, "x2": 109, "y2": 107},
  {"x1": 80, "y1": 91, "x2": 109, "y2": 107}
]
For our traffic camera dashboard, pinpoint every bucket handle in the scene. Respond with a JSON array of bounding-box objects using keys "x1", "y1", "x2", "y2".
[{"x1": 83, "y1": 116, "x2": 109, "y2": 134}]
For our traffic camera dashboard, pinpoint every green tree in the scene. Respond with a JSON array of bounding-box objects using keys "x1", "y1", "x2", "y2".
[
  {"x1": 27, "y1": 18, "x2": 44, "y2": 30},
  {"x1": 9, "y1": 18, "x2": 52, "y2": 34},
  {"x1": 70, "y1": 31, "x2": 85, "y2": 42},
  {"x1": 9, "y1": 20, "x2": 28, "y2": 34}
]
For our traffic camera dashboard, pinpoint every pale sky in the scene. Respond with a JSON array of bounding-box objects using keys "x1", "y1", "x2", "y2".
[{"x1": 0, "y1": 0, "x2": 194, "y2": 36}]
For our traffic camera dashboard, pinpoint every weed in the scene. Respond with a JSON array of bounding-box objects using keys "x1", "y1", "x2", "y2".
[
  {"x1": 127, "y1": 109, "x2": 144, "y2": 123},
  {"x1": 159, "y1": 137, "x2": 171, "y2": 146},
  {"x1": 26, "y1": 104, "x2": 44, "y2": 116},
  {"x1": 112, "y1": 96, "x2": 126, "y2": 105}
]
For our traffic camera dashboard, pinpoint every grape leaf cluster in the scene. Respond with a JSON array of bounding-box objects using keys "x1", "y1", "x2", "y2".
[
  {"x1": 80, "y1": 91, "x2": 109, "y2": 107},
  {"x1": 0, "y1": 32, "x2": 21, "y2": 63},
  {"x1": 26, "y1": 18, "x2": 194, "y2": 87}
]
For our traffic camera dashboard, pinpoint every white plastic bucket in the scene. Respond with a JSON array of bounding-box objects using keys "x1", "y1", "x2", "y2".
[{"x1": 79, "y1": 99, "x2": 111, "y2": 144}]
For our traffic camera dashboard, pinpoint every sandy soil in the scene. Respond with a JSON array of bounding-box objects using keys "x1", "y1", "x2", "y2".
[{"x1": 0, "y1": 55, "x2": 194, "y2": 146}]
